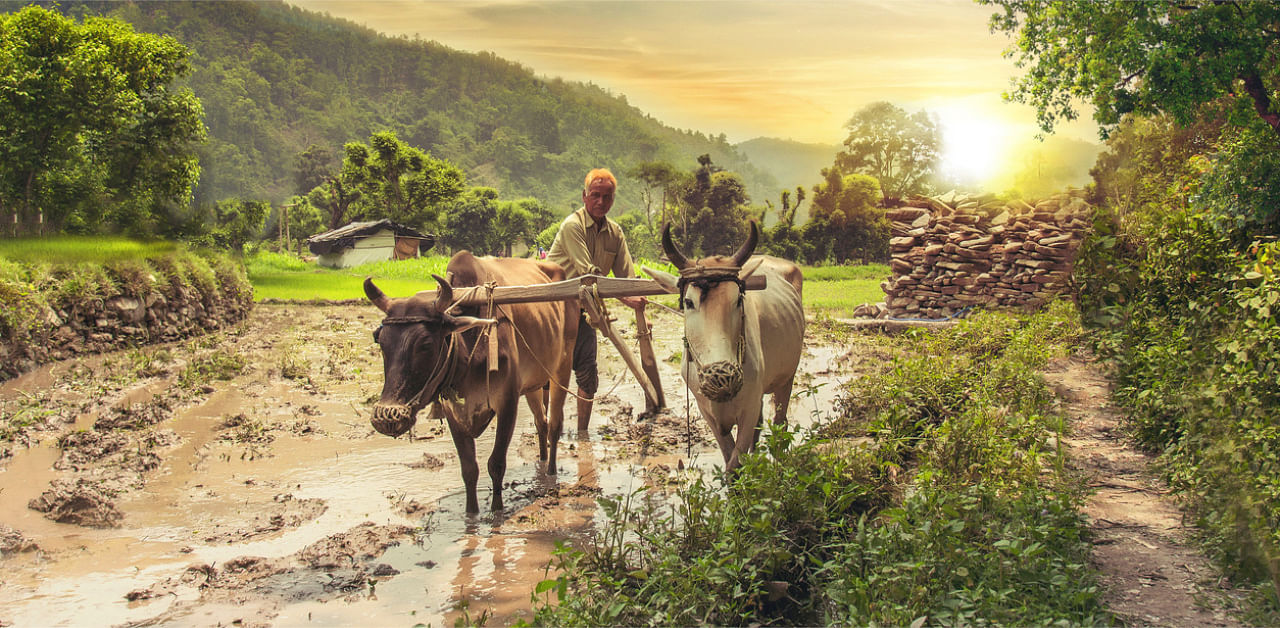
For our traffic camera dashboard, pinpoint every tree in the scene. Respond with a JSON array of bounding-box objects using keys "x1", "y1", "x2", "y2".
[
  {"x1": 615, "y1": 212, "x2": 661, "y2": 262},
  {"x1": 0, "y1": 6, "x2": 205, "y2": 235},
  {"x1": 982, "y1": 1, "x2": 1280, "y2": 143},
  {"x1": 1088, "y1": 112, "x2": 1226, "y2": 219},
  {"x1": 344, "y1": 131, "x2": 466, "y2": 232},
  {"x1": 204, "y1": 199, "x2": 269, "y2": 254},
  {"x1": 808, "y1": 169, "x2": 888, "y2": 264},
  {"x1": 762, "y1": 187, "x2": 809, "y2": 261},
  {"x1": 442, "y1": 187, "x2": 500, "y2": 255},
  {"x1": 307, "y1": 174, "x2": 361, "y2": 231},
  {"x1": 629, "y1": 160, "x2": 682, "y2": 229},
  {"x1": 670, "y1": 155, "x2": 752, "y2": 256},
  {"x1": 294, "y1": 144, "x2": 335, "y2": 195},
  {"x1": 835, "y1": 102, "x2": 941, "y2": 204},
  {"x1": 492, "y1": 197, "x2": 555, "y2": 256},
  {"x1": 289, "y1": 198, "x2": 326, "y2": 246}
]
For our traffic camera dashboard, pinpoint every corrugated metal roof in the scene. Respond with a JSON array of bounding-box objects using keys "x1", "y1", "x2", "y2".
[{"x1": 307, "y1": 219, "x2": 431, "y2": 243}]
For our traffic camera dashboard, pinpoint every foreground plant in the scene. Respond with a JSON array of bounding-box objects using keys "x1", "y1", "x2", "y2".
[{"x1": 527, "y1": 303, "x2": 1104, "y2": 626}]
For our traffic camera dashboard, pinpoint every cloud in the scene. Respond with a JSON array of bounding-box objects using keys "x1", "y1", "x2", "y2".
[{"x1": 289, "y1": 0, "x2": 1093, "y2": 145}]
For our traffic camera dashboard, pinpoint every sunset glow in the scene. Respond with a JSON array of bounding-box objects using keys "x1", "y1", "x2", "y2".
[
  {"x1": 937, "y1": 107, "x2": 1018, "y2": 187},
  {"x1": 291, "y1": 0, "x2": 1098, "y2": 184}
]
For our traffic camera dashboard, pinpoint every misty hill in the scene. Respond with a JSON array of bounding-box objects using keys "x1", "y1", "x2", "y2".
[
  {"x1": 736, "y1": 137, "x2": 842, "y2": 193},
  {"x1": 35, "y1": 1, "x2": 779, "y2": 213}
]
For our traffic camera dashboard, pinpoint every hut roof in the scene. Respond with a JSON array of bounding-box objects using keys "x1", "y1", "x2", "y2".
[{"x1": 307, "y1": 219, "x2": 435, "y2": 256}]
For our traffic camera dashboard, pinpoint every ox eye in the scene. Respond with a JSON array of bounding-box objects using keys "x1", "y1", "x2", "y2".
[{"x1": 682, "y1": 297, "x2": 695, "y2": 309}]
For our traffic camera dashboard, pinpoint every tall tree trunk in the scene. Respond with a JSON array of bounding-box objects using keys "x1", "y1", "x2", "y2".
[{"x1": 1241, "y1": 70, "x2": 1280, "y2": 141}]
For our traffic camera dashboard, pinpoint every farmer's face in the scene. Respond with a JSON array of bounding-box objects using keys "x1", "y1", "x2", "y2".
[{"x1": 583, "y1": 178, "x2": 615, "y2": 223}]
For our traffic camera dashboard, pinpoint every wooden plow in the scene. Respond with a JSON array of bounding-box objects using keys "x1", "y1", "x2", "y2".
[{"x1": 416, "y1": 273, "x2": 767, "y2": 416}]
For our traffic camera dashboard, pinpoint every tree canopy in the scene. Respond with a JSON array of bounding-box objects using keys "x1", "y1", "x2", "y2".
[
  {"x1": 0, "y1": 5, "x2": 205, "y2": 235},
  {"x1": 302, "y1": 131, "x2": 465, "y2": 233},
  {"x1": 835, "y1": 102, "x2": 940, "y2": 203},
  {"x1": 807, "y1": 169, "x2": 887, "y2": 264},
  {"x1": 983, "y1": 0, "x2": 1280, "y2": 142},
  {"x1": 28, "y1": 0, "x2": 777, "y2": 213}
]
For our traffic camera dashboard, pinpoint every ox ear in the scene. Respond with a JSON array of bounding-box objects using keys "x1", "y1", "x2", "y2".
[
  {"x1": 642, "y1": 266, "x2": 679, "y2": 294},
  {"x1": 364, "y1": 277, "x2": 390, "y2": 312},
  {"x1": 445, "y1": 315, "x2": 497, "y2": 334},
  {"x1": 738, "y1": 257, "x2": 765, "y2": 282}
]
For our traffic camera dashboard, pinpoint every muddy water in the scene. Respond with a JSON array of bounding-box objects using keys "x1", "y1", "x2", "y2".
[{"x1": 0, "y1": 303, "x2": 858, "y2": 627}]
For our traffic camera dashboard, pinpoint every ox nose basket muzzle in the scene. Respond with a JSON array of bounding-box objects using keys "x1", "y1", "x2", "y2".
[
  {"x1": 371, "y1": 404, "x2": 416, "y2": 437},
  {"x1": 697, "y1": 361, "x2": 744, "y2": 402}
]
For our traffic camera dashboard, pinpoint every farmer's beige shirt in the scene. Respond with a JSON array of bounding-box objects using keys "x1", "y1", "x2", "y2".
[{"x1": 547, "y1": 207, "x2": 635, "y2": 280}]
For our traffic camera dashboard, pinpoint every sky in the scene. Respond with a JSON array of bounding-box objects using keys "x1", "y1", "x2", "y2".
[{"x1": 289, "y1": 0, "x2": 1101, "y2": 186}]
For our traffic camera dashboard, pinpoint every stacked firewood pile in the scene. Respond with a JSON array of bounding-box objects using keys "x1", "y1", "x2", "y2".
[{"x1": 855, "y1": 191, "x2": 1092, "y2": 320}]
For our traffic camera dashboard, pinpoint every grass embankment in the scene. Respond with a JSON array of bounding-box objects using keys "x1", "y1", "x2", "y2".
[
  {"x1": 0, "y1": 237, "x2": 250, "y2": 324},
  {"x1": 0, "y1": 236, "x2": 252, "y2": 380},
  {"x1": 0, "y1": 236, "x2": 180, "y2": 264},
  {"x1": 247, "y1": 250, "x2": 888, "y2": 315},
  {"x1": 247, "y1": 250, "x2": 446, "y2": 301},
  {"x1": 527, "y1": 301, "x2": 1105, "y2": 626}
]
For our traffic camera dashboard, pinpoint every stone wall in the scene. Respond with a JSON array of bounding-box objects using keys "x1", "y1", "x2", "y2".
[
  {"x1": 1, "y1": 268, "x2": 253, "y2": 381},
  {"x1": 859, "y1": 192, "x2": 1091, "y2": 320}
]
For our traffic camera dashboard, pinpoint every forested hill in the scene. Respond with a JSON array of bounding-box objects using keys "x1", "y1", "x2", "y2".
[
  {"x1": 34, "y1": 0, "x2": 777, "y2": 212},
  {"x1": 735, "y1": 137, "x2": 842, "y2": 215}
]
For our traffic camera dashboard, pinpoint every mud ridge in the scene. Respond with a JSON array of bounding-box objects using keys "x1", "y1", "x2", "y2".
[{"x1": 124, "y1": 522, "x2": 414, "y2": 627}]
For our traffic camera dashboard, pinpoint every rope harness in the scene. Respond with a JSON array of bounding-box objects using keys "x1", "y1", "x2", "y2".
[
  {"x1": 376, "y1": 314, "x2": 460, "y2": 412},
  {"x1": 675, "y1": 264, "x2": 747, "y2": 382},
  {"x1": 377, "y1": 280, "x2": 504, "y2": 420}
]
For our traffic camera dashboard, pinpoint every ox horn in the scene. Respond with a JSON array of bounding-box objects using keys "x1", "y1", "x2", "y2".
[
  {"x1": 731, "y1": 221, "x2": 759, "y2": 267},
  {"x1": 661, "y1": 223, "x2": 690, "y2": 270},
  {"x1": 364, "y1": 277, "x2": 390, "y2": 312},
  {"x1": 432, "y1": 274, "x2": 453, "y2": 312}
]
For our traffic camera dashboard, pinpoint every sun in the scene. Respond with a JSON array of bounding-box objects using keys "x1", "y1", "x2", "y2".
[{"x1": 936, "y1": 108, "x2": 1016, "y2": 188}]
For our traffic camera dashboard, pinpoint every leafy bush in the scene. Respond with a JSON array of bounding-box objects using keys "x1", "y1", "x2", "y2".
[
  {"x1": 1076, "y1": 122, "x2": 1280, "y2": 610},
  {"x1": 529, "y1": 304, "x2": 1101, "y2": 626}
]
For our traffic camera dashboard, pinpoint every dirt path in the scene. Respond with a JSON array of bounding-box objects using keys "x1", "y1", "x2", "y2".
[{"x1": 1045, "y1": 354, "x2": 1246, "y2": 627}]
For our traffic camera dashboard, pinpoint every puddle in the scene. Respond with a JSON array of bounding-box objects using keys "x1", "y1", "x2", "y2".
[{"x1": 0, "y1": 303, "x2": 864, "y2": 626}]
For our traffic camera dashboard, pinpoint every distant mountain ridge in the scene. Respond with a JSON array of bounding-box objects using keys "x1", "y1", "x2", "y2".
[
  {"x1": 24, "y1": 0, "x2": 784, "y2": 213},
  {"x1": 736, "y1": 137, "x2": 841, "y2": 191},
  {"x1": 736, "y1": 137, "x2": 841, "y2": 217}
]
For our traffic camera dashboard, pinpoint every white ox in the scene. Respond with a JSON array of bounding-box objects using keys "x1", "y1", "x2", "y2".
[{"x1": 645, "y1": 222, "x2": 805, "y2": 472}]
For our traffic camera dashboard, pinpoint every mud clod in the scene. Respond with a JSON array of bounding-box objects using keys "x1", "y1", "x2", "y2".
[
  {"x1": 405, "y1": 452, "x2": 448, "y2": 470},
  {"x1": 0, "y1": 525, "x2": 38, "y2": 556},
  {"x1": 95, "y1": 396, "x2": 174, "y2": 432},
  {"x1": 202, "y1": 494, "x2": 328, "y2": 544},
  {"x1": 298, "y1": 521, "x2": 413, "y2": 569},
  {"x1": 127, "y1": 523, "x2": 414, "y2": 626},
  {"x1": 28, "y1": 478, "x2": 123, "y2": 528},
  {"x1": 55, "y1": 430, "x2": 129, "y2": 470}
]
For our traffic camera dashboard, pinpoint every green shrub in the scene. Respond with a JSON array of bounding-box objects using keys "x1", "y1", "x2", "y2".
[
  {"x1": 529, "y1": 305, "x2": 1101, "y2": 626},
  {"x1": 1078, "y1": 199, "x2": 1280, "y2": 609}
]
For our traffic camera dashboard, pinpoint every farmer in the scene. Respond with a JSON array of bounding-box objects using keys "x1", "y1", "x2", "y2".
[{"x1": 547, "y1": 168, "x2": 646, "y2": 434}]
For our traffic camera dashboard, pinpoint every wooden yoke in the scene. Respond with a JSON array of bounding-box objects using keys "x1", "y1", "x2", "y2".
[
  {"x1": 431, "y1": 274, "x2": 766, "y2": 309},
  {"x1": 416, "y1": 273, "x2": 767, "y2": 418}
]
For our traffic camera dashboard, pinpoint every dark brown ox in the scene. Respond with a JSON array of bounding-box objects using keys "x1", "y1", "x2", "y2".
[
  {"x1": 645, "y1": 222, "x2": 805, "y2": 472},
  {"x1": 365, "y1": 251, "x2": 577, "y2": 513}
]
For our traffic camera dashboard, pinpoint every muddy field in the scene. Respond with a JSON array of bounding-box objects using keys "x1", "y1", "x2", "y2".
[{"x1": 0, "y1": 302, "x2": 869, "y2": 627}]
